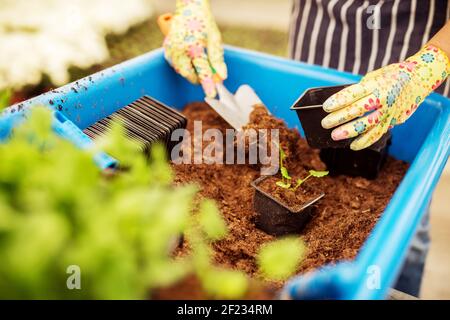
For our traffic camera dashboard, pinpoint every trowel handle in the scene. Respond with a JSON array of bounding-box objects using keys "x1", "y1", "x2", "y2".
[{"x1": 157, "y1": 13, "x2": 173, "y2": 36}]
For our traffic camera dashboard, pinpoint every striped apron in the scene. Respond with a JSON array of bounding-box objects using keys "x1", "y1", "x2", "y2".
[{"x1": 289, "y1": 0, "x2": 450, "y2": 98}]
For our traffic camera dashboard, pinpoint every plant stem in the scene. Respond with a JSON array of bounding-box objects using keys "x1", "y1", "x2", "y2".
[
  {"x1": 302, "y1": 174, "x2": 312, "y2": 184},
  {"x1": 280, "y1": 150, "x2": 284, "y2": 171},
  {"x1": 293, "y1": 174, "x2": 312, "y2": 191}
]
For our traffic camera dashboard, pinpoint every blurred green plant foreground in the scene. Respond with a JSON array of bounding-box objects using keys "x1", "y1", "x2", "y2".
[{"x1": 0, "y1": 108, "x2": 304, "y2": 299}]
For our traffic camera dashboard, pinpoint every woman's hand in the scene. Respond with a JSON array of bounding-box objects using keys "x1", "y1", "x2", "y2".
[
  {"x1": 321, "y1": 45, "x2": 450, "y2": 151},
  {"x1": 163, "y1": 0, "x2": 227, "y2": 98}
]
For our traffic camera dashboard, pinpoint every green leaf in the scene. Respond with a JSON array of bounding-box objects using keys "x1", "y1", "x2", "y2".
[
  {"x1": 198, "y1": 199, "x2": 228, "y2": 241},
  {"x1": 146, "y1": 259, "x2": 191, "y2": 289},
  {"x1": 280, "y1": 167, "x2": 291, "y2": 180},
  {"x1": 309, "y1": 170, "x2": 329, "y2": 178},
  {"x1": 276, "y1": 181, "x2": 291, "y2": 189},
  {"x1": 15, "y1": 106, "x2": 53, "y2": 141},
  {"x1": 257, "y1": 238, "x2": 306, "y2": 281},
  {"x1": 202, "y1": 268, "x2": 248, "y2": 299},
  {"x1": 149, "y1": 143, "x2": 173, "y2": 186},
  {"x1": 0, "y1": 89, "x2": 11, "y2": 110},
  {"x1": 96, "y1": 120, "x2": 143, "y2": 166}
]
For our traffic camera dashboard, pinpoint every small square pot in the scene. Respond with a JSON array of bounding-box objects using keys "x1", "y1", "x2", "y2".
[
  {"x1": 291, "y1": 84, "x2": 391, "y2": 179},
  {"x1": 251, "y1": 176, "x2": 325, "y2": 237},
  {"x1": 319, "y1": 133, "x2": 392, "y2": 180},
  {"x1": 291, "y1": 84, "x2": 353, "y2": 149}
]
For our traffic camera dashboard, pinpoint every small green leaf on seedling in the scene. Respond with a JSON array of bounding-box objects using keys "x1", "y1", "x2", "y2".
[
  {"x1": 309, "y1": 170, "x2": 329, "y2": 178},
  {"x1": 198, "y1": 199, "x2": 228, "y2": 241},
  {"x1": 280, "y1": 167, "x2": 291, "y2": 180},
  {"x1": 276, "y1": 181, "x2": 291, "y2": 189},
  {"x1": 257, "y1": 237, "x2": 305, "y2": 281},
  {"x1": 276, "y1": 146, "x2": 295, "y2": 189}
]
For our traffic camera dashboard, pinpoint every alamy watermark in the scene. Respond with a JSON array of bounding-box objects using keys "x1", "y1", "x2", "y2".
[
  {"x1": 366, "y1": 265, "x2": 381, "y2": 290},
  {"x1": 66, "y1": 265, "x2": 81, "y2": 290},
  {"x1": 367, "y1": 5, "x2": 381, "y2": 30}
]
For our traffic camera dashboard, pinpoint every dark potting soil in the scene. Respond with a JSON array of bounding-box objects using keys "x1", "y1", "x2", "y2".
[
  {"x1": 172, "y1": 102, "x2": 408, "y2": 279},
  {"x1": 257, "y1": 175, "x2": 324, "y2": 212}
]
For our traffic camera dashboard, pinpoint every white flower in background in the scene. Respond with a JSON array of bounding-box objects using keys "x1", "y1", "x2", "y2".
[{"x1": 0, "y1": 0, "x2": 154, "y2": 91}]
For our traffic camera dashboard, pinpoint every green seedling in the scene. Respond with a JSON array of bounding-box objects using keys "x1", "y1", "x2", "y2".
[
  {"x1": 276, "y1": 147, "x2": 329, "y2": 190},
  {"x1": 276, "y1": 147, "x2": 292, "y2": 189}
]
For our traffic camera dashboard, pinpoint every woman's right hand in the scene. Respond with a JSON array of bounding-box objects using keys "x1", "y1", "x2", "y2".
[{"x1": 161, "y1": 0, "x2": 227, "y2": 98}]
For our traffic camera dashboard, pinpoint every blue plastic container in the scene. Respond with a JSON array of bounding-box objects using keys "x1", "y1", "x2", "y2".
[{"x1": 2, "y1": 46, "x2": 449, "y2": 300}]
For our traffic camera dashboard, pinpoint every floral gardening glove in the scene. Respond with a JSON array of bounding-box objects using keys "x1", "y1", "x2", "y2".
[
  {"x1": 321, "y1": 45, "x2": 450, "y2": 151},
  {"x1": 163, "y1": 0, "x2": 227, "y2": 98}
]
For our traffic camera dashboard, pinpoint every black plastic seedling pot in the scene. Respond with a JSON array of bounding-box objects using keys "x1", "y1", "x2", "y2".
[
  {"x1": 291, "y1": 84, "x2": 353, "y2": 149},
  {"x1": 291, "y1": 84, "x2": 391, "y2": 179},
  {"x1": 319, "y1": 133, "x2": 392, "y2": 180},
  {"x1": 251, "y1": 176, "x2": 325, "y2": 237}
]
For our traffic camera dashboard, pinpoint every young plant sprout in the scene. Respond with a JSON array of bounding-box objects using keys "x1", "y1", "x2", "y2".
[{"x1": 276, "y1": 147, "x2": 329, "y2": 190}]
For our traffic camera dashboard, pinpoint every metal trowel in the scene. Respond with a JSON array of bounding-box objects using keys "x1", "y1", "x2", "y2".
[
  {"x1": 205, "y1": 83, "x2": 265, "y2": 130},
  {"x1": 158, "y1": 13, "x2": 267, "y2": 130}
]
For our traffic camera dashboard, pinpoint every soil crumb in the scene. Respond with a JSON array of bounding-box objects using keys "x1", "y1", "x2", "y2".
[{"x1": 172, "y1": 102, "x2": 408, "y2": 279}]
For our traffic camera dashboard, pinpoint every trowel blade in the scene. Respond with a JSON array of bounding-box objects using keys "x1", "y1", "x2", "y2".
[
  {"x1": 216, "y1": 82, "x2": 240, "y2": 112},
  {"x1": 205, "y1": 97, "x2": 247, "y2": 130}
]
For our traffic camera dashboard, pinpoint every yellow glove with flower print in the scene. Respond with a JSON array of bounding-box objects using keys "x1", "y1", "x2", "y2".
[
  {"x1": 162, "y1": 0, "x2": 227, "y2": 98},
  {"x1": 321, "y1": 45, "x2": 450, "y2": 151}
]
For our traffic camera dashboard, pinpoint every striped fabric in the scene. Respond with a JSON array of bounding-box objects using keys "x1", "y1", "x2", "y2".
[{"x1": 289, "y1": 0, "x2": 450, "y2": 97}]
